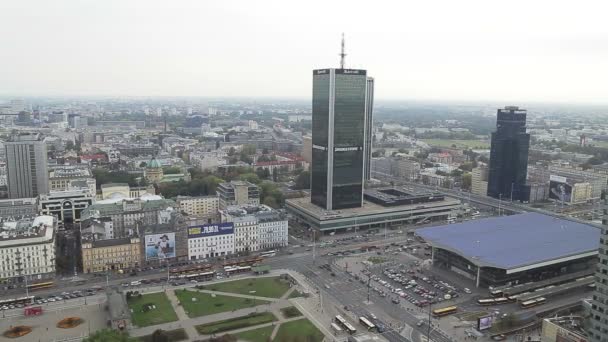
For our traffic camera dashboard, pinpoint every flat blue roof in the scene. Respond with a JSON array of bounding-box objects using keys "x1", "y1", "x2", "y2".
[{"x1": 417, "y1": 213, "x2": 600, "y2": 271}]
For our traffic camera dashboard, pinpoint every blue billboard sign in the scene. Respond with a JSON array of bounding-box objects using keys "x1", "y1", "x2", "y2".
[{"x1": 188, "y1": 222, "x2": 234, "y2": 238}]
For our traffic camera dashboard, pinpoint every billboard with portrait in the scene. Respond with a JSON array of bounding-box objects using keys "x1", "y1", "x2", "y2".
[
  {"x1": 549, "y1": 175, "x2": 572, "y2": 203},
  {"x1": 145, "y1": 233, "x2": 176, "y2": 260},
  {"x1": 477, "y1": 315, "x2": 493, "y2": 331},
  {"x1": 188, "y1": 222, "x2": 234, "y2": 239}
]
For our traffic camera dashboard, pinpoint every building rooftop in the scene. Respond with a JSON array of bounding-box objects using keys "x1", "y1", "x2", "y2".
[
  {"x1": 82, "y1": 198, "x2": 176, "y2": 217},
  {"x1": 287, "y1": 195, "x2": 460, "y2": 221},
  {"x1": 417, "y1": 213, "x2": 600, "y2": 272},
  {"x1": 0, "y1": 215, "x2": 55, "y2": 246},
  {"x1": 89, "y1": 237, "x2": 134, "y2": 248},
  {"x1": 49, "y1": 166, "x2": 92, "y2": 178}
]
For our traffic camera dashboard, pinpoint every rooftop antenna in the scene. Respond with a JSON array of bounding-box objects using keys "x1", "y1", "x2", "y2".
[{"x1": 339, "y1": 33, "x2": 347, "y2": 69}]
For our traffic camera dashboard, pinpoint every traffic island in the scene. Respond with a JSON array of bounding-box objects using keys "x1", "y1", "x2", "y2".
[
  {"x1": 57, "y1": 317, "x2": 84, "y2": 329},
  {"x1": 3, "y1": 326, "x2": 32, "y2": 338}
]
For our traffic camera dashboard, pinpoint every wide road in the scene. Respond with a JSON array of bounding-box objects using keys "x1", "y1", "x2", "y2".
[{"x1": 264, "y1": 253, "x2": 453, "y2": 342}]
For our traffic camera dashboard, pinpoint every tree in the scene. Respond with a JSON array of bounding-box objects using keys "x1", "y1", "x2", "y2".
[
  {"x1": 65, "y1": 140, "x2": 75, "y2": 151},
  {"x1": 262, "y1": 148, "x2": 269, "y2": 154},
  {"x1": 238, "y1": 173, "x2": 261, "y2": 184},
  {"x1": 294, "y1": 171, "x2": 310, "y2": 190},
  {"x1": 228, "y1": 147, "x2": 236, "y2": 156},
  {"x1": 139, "y1": 162, "x2": 147, "y2": 168},
  {"x1": 163, "y1": 166, "x2": 182, "y2": 174},
  {"x1": 83, "y1": 329, "x2": 137, "y2": 342},
  {"x1": 588, "y1": 156, "x2": 603, "y2": 165},
  {"x1": 151, "y1": 329, "x2": 169, "y2": 342}
]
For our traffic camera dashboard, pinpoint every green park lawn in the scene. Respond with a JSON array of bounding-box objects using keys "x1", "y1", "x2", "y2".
[
  {"x1": 174, "y1": 289, "x2": 270, "y2": 318},
  {"x1": 273, "y1": 318, "x2": 324, "y2": 342},
  {"x1": 421, "y1": 139, "x2": 490, "y2": 149},
  {"x1": 234, "y1": 325, "x2": 275, "y2": 342},
  {"x1": 127, "y1": 292, "x2": 178, "y2": 327},
  {"x1": 208, "y1": 277, "x2": 291, "y2": 298},
  {"x1": 195, "y1": 312, "x2": 277, "y2": 335}
]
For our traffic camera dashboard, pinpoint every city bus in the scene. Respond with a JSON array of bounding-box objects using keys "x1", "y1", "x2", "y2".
[
  {"x1": 489, "y1": 288, "x2": 504, "y2": 297},
  {"x1": 169, "y1": 264, "x2": 213, "y2": 277},
  {"x1": 520, "y1": 297, "x2": 546, "y2": 309},
  {"x1": 260, "y1": 250, "x2": 277, "y2": 257},
  {"x1": 224, "y1": 266, "x2": 252, "y2": 275},
  {"x1": 335, "y1": 315, "x2": 357, "y2": 334},
  {"x1": 185, "y1": 271, "x2": 216, "y2": 282},
  {"x1": 477, "y1": 298, "x2": 496, "y2": 306},
  {"x1": 359, "y1": 316, "x2": 376, "y2": 331},
  {"x1": 26, "y1": 281, "x2": 54, "y2": 291},
  {"x1": 330, "y1": 322, "x2": 343, "y2": 333},
  {"x1": 432, "y1": 306, "x2": 458, "y2": 317},
  {"x1": 223, "y1": 256, "x2": 264, "y2": 267}
]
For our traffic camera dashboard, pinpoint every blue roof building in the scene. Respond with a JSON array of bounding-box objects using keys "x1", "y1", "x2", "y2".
[{"x1": 417, "y1": 213, "x2": 600, "y2": 288}]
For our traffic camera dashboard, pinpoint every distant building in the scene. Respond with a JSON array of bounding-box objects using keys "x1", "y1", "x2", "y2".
[
  {"x1": 145, "y1": 157, "x2": 164, "y2": 183},
  {"x1": 99, "y1": 183, "x2": 155, "y2": 200},
  {"x1": 471, "y1": 166, "x2": 489, "y2": 196},
  {"x1": 217, "y1": 181, "x2": 260, "y2": 209},
  {"x1": 302, "y1": 135, "x2": 312, "y2": 164},
  {"x1": 0, "y1": 198, "x2": 38, "y2": 217},
  {"x1": 176, "y1": 195, "x2": 219, "y2": 218},
  {"x1": 5, "y1": 133, "x2": 49, "y2": 198},
  {"x1": 428, "y1": 153, "x2": 453, "y2": 164},
  {"x1": 48, "y1": 165, "x2": 96, "y2": 195},
  {"x1": 396, "y1": 159, "x2": 421, "y2": 181},
  {"x1": 487, "y1": 106, "x2": 530, "y2": 202},
  {"x1": 0, "y1": 216, "x2": 57, "y2": 283},
  {"x1": 81, "y1": 237, "x2": 141, "y2": 273}
]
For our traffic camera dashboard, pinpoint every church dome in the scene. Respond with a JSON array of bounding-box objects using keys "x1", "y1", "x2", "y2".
[{"x1": 148, "y1": 158, "x2": 162, "y2": 169}]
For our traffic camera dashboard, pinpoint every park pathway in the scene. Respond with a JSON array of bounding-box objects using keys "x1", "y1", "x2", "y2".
[{"x1": 164, "y1": 289, "x2": 198, "y2": 339}]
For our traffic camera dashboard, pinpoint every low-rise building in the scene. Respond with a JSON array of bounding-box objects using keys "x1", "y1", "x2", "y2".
[
  {"x1": 217, "y1": 181, "x2": 260, "y2": 209},
  {"x1": 541, "y1": 315, "x2": 588, "y2": 342},
  {"x1": 38, "y1": 188, "x2": 95, "y2": 225},
  {"x1": 99, "y1": 183, "x2": 155, "y2": 200},
  {"x1": 81, "y1": 236, "x2": 141, "y2": 273},
  {"x1": 0, "y1": 198, "x2": 38, "y2": 217},
  {"x1": 0, "y1": 215, "x2": 57, "y2": 283},
  {"x1": 220, "y1": 205, "x2": 288, "y2": 251},
  {"x1": 48, "y1": 165, "x2": 96, "y2": 195}
]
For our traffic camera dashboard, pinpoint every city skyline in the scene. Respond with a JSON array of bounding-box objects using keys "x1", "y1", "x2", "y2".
[{"x1": 2, "y1": 1, "x2": 608, "y2": 103}]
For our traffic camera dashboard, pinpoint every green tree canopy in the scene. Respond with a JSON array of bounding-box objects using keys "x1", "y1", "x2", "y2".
[{"x1": 83, "y1": 329, "x2": 137, "y2": 342}]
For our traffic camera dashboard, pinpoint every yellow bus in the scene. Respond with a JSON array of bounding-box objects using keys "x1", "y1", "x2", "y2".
[
  {"x1": 432, "y1": 306, "x2": 458, "y2": 317},
  {"x1": 26, "y1": 281, "x2": 54, "y2": 291}
]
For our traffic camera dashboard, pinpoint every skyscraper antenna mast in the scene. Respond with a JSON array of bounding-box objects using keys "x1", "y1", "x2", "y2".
[{"x1": 339, "y1": 33, "x2": 347, "y2": 69}]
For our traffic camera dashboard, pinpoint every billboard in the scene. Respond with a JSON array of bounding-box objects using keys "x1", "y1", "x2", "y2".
[
  {"x1": 477, "y1": 315, "x2": 493, "y2": 331},
  {"x1": 145, "y1": 233, "x2": 176, "y2": 260},
  {"x1": 549, "y1": 176, "x2": 572, "y2": 203},
  {"x1": 188, "y1": 222, "x2": 234, "y2": 239}
]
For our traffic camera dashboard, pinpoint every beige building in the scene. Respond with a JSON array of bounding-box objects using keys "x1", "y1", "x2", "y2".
[
  {"x1": 471, "y1": 166, "x2": 489, "y2": 196},
  {"x1": 176, "y1": 195, "x2": 219, "y2": 217},
  {"x1": 302, "y1": 135, "x2": 312, "y2": 163},
  {"x1": 99, "y1": 183, "x2": 155, "y2": 200},
  {"x1": 81, "y1": 237, "x2": 141, "y2": 273}
]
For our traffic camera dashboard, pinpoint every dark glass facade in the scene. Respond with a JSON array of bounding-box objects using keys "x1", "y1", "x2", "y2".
[
  {"x1": 311, "y1": 68, "x2": 367, "y2": 210},
  {"x1": 487, "y1": 106, "x2": 530, "y2": 201},
  {"x1": 364, "y1": 77, "x2": 374, "y2": 181}
]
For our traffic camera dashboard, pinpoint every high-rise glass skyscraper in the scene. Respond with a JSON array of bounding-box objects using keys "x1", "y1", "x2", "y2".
[
  {"x1": 363, "y1": 77, "x2": 375, "y2": 181},
  {"x1": 590, "y1": 193, "x2": 608, "y2": 341},
  {"x1": 5, "y1": 133, "x2": 49, "y2": 199},
  {"x1": 487, "y1": 106, "x2": 530, "y2": 202},
  {"x1": 311, "y1": 68, "x2": 368, "y2": 210}
]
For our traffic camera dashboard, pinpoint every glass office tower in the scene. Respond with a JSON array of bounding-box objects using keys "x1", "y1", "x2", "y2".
[
  {"x1": 487, "y1": 106, "x2": 530, "y2": 202},
  {"x1": 311, "y1": 68, "x2": 367, "y2": 210},
  {"x1": 363, "y1": 77, "x2": 375, "y2": 181}
]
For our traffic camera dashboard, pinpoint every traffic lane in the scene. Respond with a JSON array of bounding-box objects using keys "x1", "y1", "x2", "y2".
[{"x1": 1, "y1": 294, "x2": 106, "y2": 318}]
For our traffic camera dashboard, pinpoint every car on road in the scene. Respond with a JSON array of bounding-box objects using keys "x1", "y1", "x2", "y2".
[
  {"x1": 464, "y1": 288, "x2": 472, "y2": 294},
  {"x1": 121, "y1": 283, "x2": 129, "y2": 287},
  {"x1": 416, "y1": 320, "x2": 425, "y2": 327},
  {"x1": 391, "y1": 298, "x2": 400, "y2": 304}
]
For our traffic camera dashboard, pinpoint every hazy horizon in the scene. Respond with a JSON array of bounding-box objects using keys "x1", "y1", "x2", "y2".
[{"x1": 2, "y1": 1, "x2": 608, "y2": 104}]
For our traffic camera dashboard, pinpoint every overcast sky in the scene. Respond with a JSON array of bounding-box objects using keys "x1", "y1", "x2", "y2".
[{"x1": 1, "y1": 1, "x2": 607, "y2": 103}]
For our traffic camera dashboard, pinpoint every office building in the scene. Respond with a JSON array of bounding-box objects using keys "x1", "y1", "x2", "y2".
[
  {"x1": 311, "y1": 68, "x2": 368, "y2": 210},
  {"x1": 0, "y1": 198, "x2": 38, "y2": 217},
  {"x1": 5, "y1": 133, "x2": 49, "y2": 198},
  {"x1": 471, "y1": 165, "x2": 489, "y2": 196},
  {"x1": 0, "y1": 215, "x2": 57, "y2": 283},
  {"x1": 81, "y1": 237, "x2": 141, "y2": 273},
  {"x1": 363, "y1": 77, "x2": 375, "y2": 181},
  {"x1": 487, "y1": 106, "x2": 530, "y2": 202},
  {"x1": 217, "y1": 181, "x2": 260, "y2": 209},
  {"x1": 589, "y1": 195, "x2": 608, "y2": 341}
]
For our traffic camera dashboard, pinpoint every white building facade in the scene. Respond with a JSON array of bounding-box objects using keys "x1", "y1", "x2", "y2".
[{"x1": 187, "y1": 223, "x2": 235, "y2": 260}]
